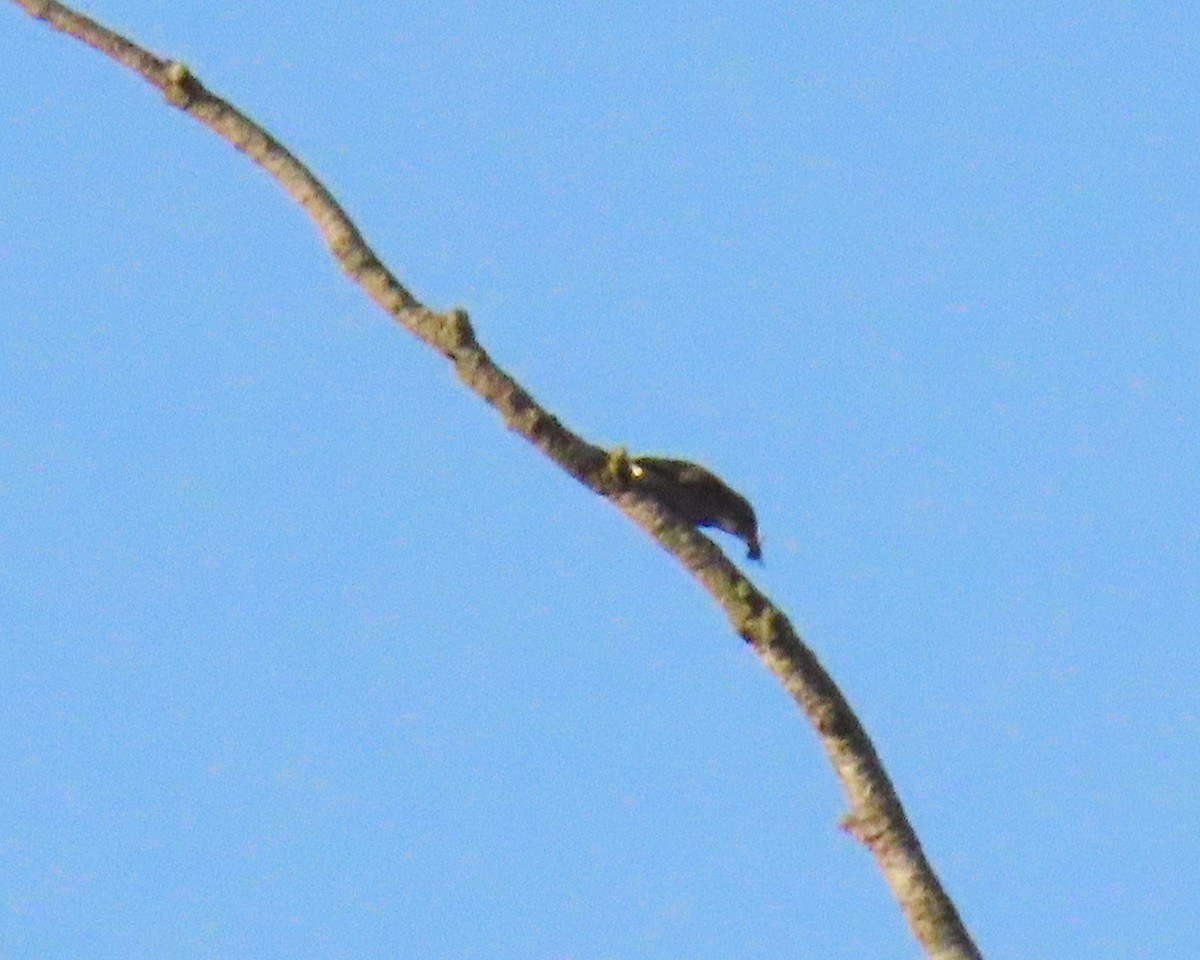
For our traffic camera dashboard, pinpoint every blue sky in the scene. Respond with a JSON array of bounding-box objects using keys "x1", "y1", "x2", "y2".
[{"x1": 2, "y1": 2, "x2": 1197, "y2": 957}]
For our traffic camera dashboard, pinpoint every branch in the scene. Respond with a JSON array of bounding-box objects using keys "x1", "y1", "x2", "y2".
[{"x1": 10, "y1": 3, "x2": 984, "y2": 957}]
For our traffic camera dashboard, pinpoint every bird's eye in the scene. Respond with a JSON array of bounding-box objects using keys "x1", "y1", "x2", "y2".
[{"x1": 629, "y1": 464, "x2": 645, "y2": 479}]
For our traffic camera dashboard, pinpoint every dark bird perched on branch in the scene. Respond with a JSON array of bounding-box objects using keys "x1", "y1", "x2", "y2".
[{"x1": 616, "y1": 453, "x2": 763, "y2": 561}]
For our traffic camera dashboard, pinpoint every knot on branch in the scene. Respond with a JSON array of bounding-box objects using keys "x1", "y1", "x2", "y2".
[
  {"x1": 442, "y1": 308, "x2": 477, "y2": 354},
  {"x1": 162, "y1": 61, "x2": 203, "y2": 108}
]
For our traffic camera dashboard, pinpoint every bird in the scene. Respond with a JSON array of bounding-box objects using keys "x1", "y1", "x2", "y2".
[{"x1": 625, "y1": 455, "x2": 762, "y2": 561}]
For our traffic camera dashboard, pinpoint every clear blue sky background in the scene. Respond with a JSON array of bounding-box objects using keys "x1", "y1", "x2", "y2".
[{"x1": 2, "y1": 2, "x2": 1197, "y2": 958}]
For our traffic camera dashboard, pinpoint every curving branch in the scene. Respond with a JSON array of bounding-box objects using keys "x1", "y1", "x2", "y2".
[{"x1": 9, "y1": 2, "x2": 984, "y2": 957}]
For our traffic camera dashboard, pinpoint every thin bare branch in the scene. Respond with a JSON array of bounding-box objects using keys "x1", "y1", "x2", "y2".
[{"x1": 9, "y1": 3, "x2": 984, "y2": 957}]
